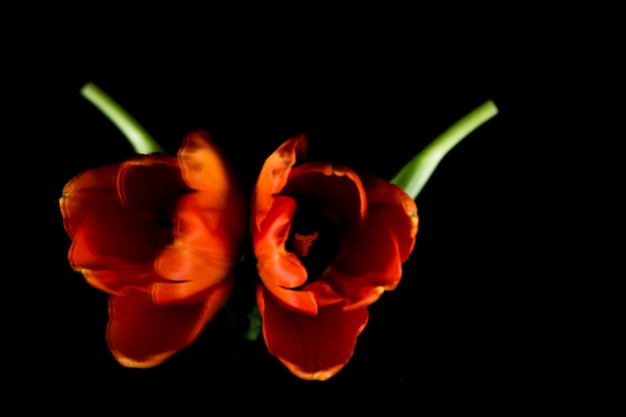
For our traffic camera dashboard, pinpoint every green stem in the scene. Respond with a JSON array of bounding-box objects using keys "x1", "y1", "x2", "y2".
[
  {"x1": 80, "y1": 82, "x2": 164, "y2": 154},
  {"x1": 390, "y1": 100, "x2": 498, "y2": 199}
]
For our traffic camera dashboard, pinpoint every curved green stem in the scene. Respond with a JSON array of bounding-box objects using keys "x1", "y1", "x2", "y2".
[
  {"x1": 391, "y1": 100, "x2": 498, "y2": 199},
  {"x1": 80, "y1": 82, "x2": 164, "y2": 154}
]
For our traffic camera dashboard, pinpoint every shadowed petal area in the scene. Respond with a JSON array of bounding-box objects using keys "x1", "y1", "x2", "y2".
[
  {"x1": 333, "y1": 209, "x2": 404, "y2": 287},
  {"x1": 117, "y1": 154, "x2": 186, "y2": 214},
  {"x1": 257, "y1": 285, "x2": 368, "y2": 381},
  {"x1": 107, "y1": 282, "x2": 234, "y2": 368},
  {"x1": 283, "y1": 162, "x2": 367, "y2": 227},
  {"x1": 69, "y1": 203, "x2": 173, "y2": 267}
]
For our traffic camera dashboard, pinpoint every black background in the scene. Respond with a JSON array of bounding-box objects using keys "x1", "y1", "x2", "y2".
[{"x1": 10, "y1": 10, "x2": 589, "y2": 412}]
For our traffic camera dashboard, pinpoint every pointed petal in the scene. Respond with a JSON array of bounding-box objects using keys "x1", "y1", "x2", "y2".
[
  {"x1": 251, "y1": 135, "x2": 307, "y2": 234},
  {"x1": 257, "y1": 284, "x2": 368, "y2": 381},
  {"x1": 107, "y1": 283, "x2": 233, "y2": 368}
]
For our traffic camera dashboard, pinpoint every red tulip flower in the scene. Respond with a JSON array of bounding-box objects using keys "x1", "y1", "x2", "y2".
[
  {"x1": 251, "y1": 135, "x2": 419, "y2": 380},
  {"x1": 60, "y1": 130, "x2": 246, "y2": 367}
]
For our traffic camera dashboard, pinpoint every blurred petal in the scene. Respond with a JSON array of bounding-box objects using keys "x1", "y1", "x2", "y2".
[
  {"x1": 60, "y1": 163, "x2": 120, "y2": 238},
  {"x1": 177, "y1": 130, "x2": 247, "y2": 263},
  {"x1": 178, "y1": 131, "x2": 241, "y2": 206},
  {"x1": 107, "y1": 282, "x2": 233, "y2": 368},
  {"x1": 116, "y1": 154, "x2": 186, "y2": 214},
  {"x1": 257, "y1": 284, "x2": 368, "y2": 380},
  {"x1": 69, "y1": 203, "x2": 172, "y2": 268},
  {"x1": 156, "y1": 194, "x2": 238, "y2": 278}
]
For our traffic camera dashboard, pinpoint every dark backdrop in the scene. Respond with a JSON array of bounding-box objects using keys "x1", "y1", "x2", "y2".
[{"x1": 13, "y1": 17, "x2": 574, "y2": 411}]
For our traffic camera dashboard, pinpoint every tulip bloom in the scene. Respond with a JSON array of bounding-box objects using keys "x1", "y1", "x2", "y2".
[
  {"x1": 60, "y1": 130, "x2": 246, "y2": 367},
  {"x1": 251, "y1": 135, "x2": 418, "y2": 380}
]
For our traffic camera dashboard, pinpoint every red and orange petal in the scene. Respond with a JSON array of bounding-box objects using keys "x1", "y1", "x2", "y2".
[
  {"x1": 178, "y1": 131, "x2": 240, "y2": 203},
  {"x1": 107, "y1": 282, "x2": 234, "y2": 368},
  {"x1": 256, "y1": 284, "x2": 368, "y2": 381},
  {"x1": 253, "y1": 195, "x2": 306, "y2": 288},
  {"x1": 251, "y1": 135, "x2": 307, "y2": 235}
]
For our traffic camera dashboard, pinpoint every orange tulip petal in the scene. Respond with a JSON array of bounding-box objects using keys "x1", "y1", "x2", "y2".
[
  {"x1": 254, "y1": 195, "x2": 307, "y2": 288},
  {"x1": 251, "y1": 135, "x2": 307, "y2": 235},
  {"x1": 257, "y1": 284, "x2": 368, "y2": 380},
  {"x1": 178, "y1": 130, "x2": 238, "y2": 198},
  {"x1": 107, "y1": 282, "x2": 234, "y2": 368},
  {"x1": 156, "y1": 194, "x2": 238, "y2": 277}
]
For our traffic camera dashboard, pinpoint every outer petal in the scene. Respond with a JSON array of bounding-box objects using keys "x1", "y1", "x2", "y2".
[
  {"x1": 106, "y1": 282, "x2": 234, "y2": 368},
  {"x1": 256, "y1": 284, "x2": 368, "y2": 381},
  {"x1": 329, "y1": 174, "x2": 418, "y2": 308},
  {"x1": 359, "y1": 173, "x2": 418, "y2": 262},
  {"x1": 251, "y1": 135, "x2": 307, "y2": 235}
]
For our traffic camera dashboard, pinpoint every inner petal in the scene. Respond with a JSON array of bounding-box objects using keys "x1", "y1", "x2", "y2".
[
  {"x1": 285, "y1": 195, "x2": 344, "y2": 284},
  {"x1": 282, "y1": 162, "x2": 367, "y2": 227}
]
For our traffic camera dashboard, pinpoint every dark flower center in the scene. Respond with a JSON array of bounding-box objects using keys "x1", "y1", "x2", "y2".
[{"x1": 285, "y1": 196, "x2": 344, "y2": 283}]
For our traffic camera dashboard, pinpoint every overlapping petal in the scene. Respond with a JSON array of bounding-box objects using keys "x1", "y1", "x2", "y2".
[{"x1": 61, "y1": 130, "x2": 244, "y2": 366}]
